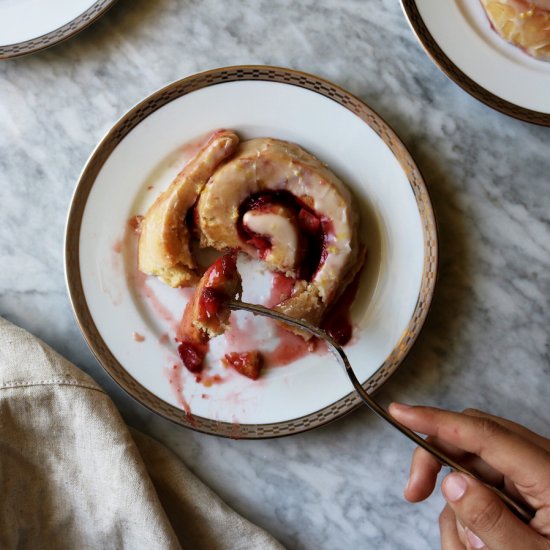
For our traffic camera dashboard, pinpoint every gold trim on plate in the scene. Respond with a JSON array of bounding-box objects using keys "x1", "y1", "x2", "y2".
[
  {"x1": 65, "y1": 66, "x2": 438, "y2": 439},
  {"x1": 0, "y1": 0, "x2": 118, "y2": 59},
  {"x1": 401, "y1": 0, "x2": 550, "y2": 126}
]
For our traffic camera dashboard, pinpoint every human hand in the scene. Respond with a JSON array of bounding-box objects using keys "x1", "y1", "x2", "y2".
[{"x1": 388, "y1": 403, "x2": 550, "y2": 549}]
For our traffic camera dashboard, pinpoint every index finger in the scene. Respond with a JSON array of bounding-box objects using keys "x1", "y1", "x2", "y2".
[
  {"x1": 463, "y1": 409, "x2": 550, "y2": 452},
  {"x1": 389, "y1": 403, "x2": 550, "y2": 505}
]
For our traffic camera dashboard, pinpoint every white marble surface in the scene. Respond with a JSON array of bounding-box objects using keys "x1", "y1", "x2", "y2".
[{"x1": 1, "y1": 1, "x2": 549, "y2": 548}]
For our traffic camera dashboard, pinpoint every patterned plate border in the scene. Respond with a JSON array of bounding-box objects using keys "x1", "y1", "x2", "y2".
[
  {"x1": 65, "y1": 66, "x2": 438, "y2": 439},
  {"x1": 401, "y1": 0, "x2": 550, "y2": 126},
  {"x1": 0, "y1": 0, "x2": 117, "y2": 60}
]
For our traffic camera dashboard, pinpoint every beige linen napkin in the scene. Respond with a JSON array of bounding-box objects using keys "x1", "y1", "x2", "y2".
[{"x1": 0, "y1": 316, "x2": 284, "y2": 550}]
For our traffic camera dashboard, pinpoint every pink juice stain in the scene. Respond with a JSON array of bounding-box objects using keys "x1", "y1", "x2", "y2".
[
  {"x1": 135, "y1": 271, "x2": 179, "y2": 333},
  {"x1": 115, "y1": 216, "x2": 189, "y2": 427},
  {"x1": 227, "y1": 268, "x2": 334, "y2": 367},
  {"x1": 263, "y1": 325, "x2": 313, "y2": 366},
  {"x1": 123, "y1": 215, "x2": 180, "y2": 334},
  {"x1": 265, "y1": 272, "x2": 295, "y2": 307},
  {"x1": 222, "y1": 269, "x2": 315, "y2": 368},
  {"x1": 166, "y1": 362, "x2": 195, "y2": 423},
  {"x1": 225, "y1": 316, "x2": 260, "y2": 352},
  {"x1": 263, "y1": 271, "x2": 314, "y2": 366},
  {"x1": 112, "y1": 239, "x2": 123, "y2": 254},
  {"x1": 224, "y1": 310, "x2": 312, "y2": 369}
]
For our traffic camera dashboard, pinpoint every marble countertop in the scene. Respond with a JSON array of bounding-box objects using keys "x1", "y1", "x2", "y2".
[{"x1": 1, "y1": 0, "x2": 549, "y2": 548}]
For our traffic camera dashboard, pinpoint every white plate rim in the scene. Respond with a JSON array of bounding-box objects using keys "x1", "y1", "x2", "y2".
[
  {"x1": 0, "y1": 0, "x2": 118, "y2": 59},
  {"x1": 401, "y1": 0, "x2": 550, "y2": 126},
  {"x1": 64, "y1": 65, "x2": 439, "y2": 439}
]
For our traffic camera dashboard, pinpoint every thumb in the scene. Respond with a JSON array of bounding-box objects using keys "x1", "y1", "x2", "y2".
[{"x1": 441, "y1": 473, "x2": 547, "y2": 550}]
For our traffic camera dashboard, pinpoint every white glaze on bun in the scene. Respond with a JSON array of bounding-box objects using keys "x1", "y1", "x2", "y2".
[{"x1": 197, "y1": 138, "x2": 358, "y2": 306}]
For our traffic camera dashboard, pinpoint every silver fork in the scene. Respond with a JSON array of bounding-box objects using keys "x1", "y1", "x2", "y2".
[{"x1": 229, "y1": 299, "x2": 535, "y2": 523}]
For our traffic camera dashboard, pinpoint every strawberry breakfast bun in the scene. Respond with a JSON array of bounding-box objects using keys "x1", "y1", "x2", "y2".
[
  {"x1": 137, "y1": 130, "x2": 364, "y2": 378},
  {"x1": 480, "y1": 0, "x2": 550, "y2": 61},
  {"x1": 138, "y1": 130, "x2": 239, "y2": 287},
  {"x1": 196, "y1": 137, "x2": 360, "y2": 331}
]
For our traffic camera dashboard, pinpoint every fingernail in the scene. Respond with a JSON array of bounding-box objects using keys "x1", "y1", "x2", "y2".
[
  {"x1": 404, "y1": 472, "x2": 414, "y2": 493},
  {"x1": 404, "y1": 471, "x2": 417, "y2": 500},
  {"x1": 390, "y1": 402, "x2": 412, "y2": 412},
  {"x1": 442, "y1": 473, "x2": 467, "y2": 502},
  {"x1": 404, "y1": 477, "x2": 410, "y2": 497},
  {"x1": 466, "y1": 528, "x2": 485, "y2": 549}
]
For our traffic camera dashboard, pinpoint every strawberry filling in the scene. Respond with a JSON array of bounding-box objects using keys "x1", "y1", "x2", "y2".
[
  {"x1": 321, "y1": 259, "x2": 364, "y2": 346},
  {"x1": 238, "y1": 190, "x2": 327, "y2": 282},
  {"x1": 196, "y1": 253, "x2": 238, "y2": 322},
  {"x1": 199, "y1": 287, "x2": 224, "y2": 318},
  {"x1": 177, "y1": 252, "x2": 241, "y2": 374},
  {"x1": 298, "y1": 208, "x2": 321, "y2": 233},
  {"x1": 177, "y1": 341, "x2": 206, "y2": 373},
  {"x1": 247, "y1": 235, "x2": 272, "y2": 257},
  {"x1": 223, "y1": 351, "x2": 262, "y2": 380}
]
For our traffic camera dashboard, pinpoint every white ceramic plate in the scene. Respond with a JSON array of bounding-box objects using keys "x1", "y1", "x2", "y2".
[
  {"x1": 65, "y1": 67, "x2": 437, "y2": 438},
  {"x1": 0, "y1": 0, "x2": 117, "y2": 59},
  {"x1": 402, "y1": 0, "x2": 550, "y2": 125}
]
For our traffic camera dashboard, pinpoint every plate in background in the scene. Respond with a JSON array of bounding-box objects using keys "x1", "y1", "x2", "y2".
[
  {"x1": 0, "y1": 0, "x2": 117, "y2": 59},
  {"x1": 402, "y1": 0, "x2": 550, "y2": 125},
  {"x1": 65, "y1": 66, "x2": 437, "y2": 438}
]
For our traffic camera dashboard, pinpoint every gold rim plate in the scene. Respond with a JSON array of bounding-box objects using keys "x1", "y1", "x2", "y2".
[
  {"x1": 0, "y1": 0, "x2": 117, "y2": 59},
  {"x1": 401, "y1": 0, "x2": 550, "y2": 126},
  {"x1": 65, "y1": 66, "x2": 438, "y2": 439}
]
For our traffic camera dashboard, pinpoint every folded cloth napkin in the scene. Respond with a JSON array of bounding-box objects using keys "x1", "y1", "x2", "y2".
[{"x1": 0, "y1": 317, "x2": 284, "y2": 550}]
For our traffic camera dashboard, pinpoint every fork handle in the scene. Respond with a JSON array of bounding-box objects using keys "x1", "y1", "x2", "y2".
[
  {"x1": 229, "y1": 300, "x2": 535, "y2": 523},
  {"x1": 343, "y1": 364, "x2": 535, "y2": 523}
]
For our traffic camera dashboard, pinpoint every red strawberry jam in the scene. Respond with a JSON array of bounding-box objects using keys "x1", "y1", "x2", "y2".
[
  {"x1": 321, "y1": 261, "x2": 363, "y2": 346},
  {"x1": 200, "y1": 287, "x2": 224, "y2": 318},
  {"x1": 223, "y1": 351, "x2": 262, "y2": 380},
  {"x1": 298, "y1": 208, "x2": 321, "y2": 233},
  {"x1": 177, "y1": 253, "x2": 241, "y2": 373},
  {"x1": 238, "y1": 190, "x2": 327, "y2": 282},
  {"x1": 177, "y1": 341, "x2": 206, "y2": 373}
]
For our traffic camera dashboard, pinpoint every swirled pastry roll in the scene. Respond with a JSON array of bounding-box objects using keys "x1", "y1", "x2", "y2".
[
  {"x1": 139, "y1": 131, "x2": 361, "y2": 338},
  {"x1": 196, "y1": 138, "x2": 359, "y2": 325},
  {"x1": 481, "y1": 0, "x2": 550, "y2": 61},
  {"x1": 138, "y1": 130, "x2": 239, "y2": 287}
]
